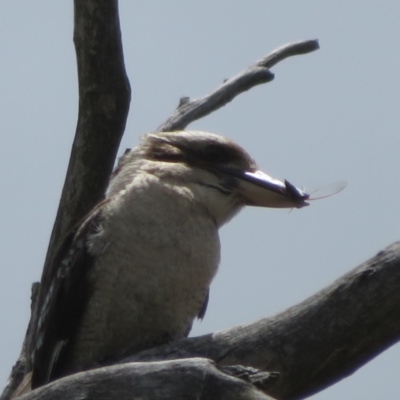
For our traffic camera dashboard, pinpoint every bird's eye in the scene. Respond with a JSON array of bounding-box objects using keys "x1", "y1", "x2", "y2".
[{"x1": 202, "y1": 144, "x2": 229, "y2": 163}]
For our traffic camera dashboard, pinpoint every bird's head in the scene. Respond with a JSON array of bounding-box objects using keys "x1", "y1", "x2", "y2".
[{"x1": 108, "y1": 131, "x2": 309, "y2": 226}]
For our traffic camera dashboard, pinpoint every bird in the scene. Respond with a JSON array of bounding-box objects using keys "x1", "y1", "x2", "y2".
[{"x1": 30, "y1": 130, "x2": 310, "y2": 388}]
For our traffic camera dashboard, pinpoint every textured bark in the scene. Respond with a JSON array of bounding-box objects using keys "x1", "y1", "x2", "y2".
[
  {"x1": 28, "y1": 0, "x2": 131, "y2": 370},
  {"x1": 43, "y1": 0, "x2": 131, "y2": 291},
  {"x1": 33, "y1": 0, "x2": 131, "y2": 356},
  {"x1": 1, "y1": 2, "x2": 130, "y2": 399},
  {"x1": 17, "y1": 359, "x2": 276, "y2": 400}
]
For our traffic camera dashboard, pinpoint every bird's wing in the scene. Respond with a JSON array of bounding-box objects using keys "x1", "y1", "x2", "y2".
[
  {"x1": 183, "y1": 289, "x2": 209, "y2": 338},
  {"x1": 31, "y1": 201, "x2": 107, "y2": 388},
  {"x1": 197, "y1": 288, "x2": 209, "y2": 320}
]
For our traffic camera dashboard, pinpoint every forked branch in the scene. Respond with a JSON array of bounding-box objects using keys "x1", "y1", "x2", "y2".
[{"x1": 158, "y1": 40, "x2": 319, "y2": 132}]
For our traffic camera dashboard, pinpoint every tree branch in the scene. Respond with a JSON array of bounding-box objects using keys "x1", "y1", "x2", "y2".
[
  {"x1": 1, "y1": 2, "x2": 130, "y2": 398},
  {"x1": 29, "y1": 0, "x2": 131, "y2": 366},
  {"x1": 44, "y1": 0, "x2": 130, "y2": 285},
  {"x1": 16, "y1": 359, "x2": 276, "y2": 400},
  {"x1": 119, "y1": 242, "x2": 400, "y2": 399},
  {"x1": 157, "y1": 40, "x2": 319, "y2": 132}
]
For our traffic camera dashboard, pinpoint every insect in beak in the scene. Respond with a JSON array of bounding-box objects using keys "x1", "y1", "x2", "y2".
[
  {"x1": 217, "y1": 166, "x2": 346, "y2": 209},
  {"x1": 305, "y1": 181, "x2": 347, "y2": 201}
]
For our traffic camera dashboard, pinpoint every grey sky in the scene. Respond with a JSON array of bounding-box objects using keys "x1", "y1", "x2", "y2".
[{"x1": 1, "y1": 1, "x2": 400, "y2": 398}]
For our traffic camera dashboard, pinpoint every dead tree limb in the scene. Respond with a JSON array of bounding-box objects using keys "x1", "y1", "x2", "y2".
[
  {"x1": 1, "y1": 2, "x2": 130, "y2": 399},
  {"x1": 27, "y1": 0, "x2": 131, "y2": 369},
  {"x1": 43, "y1": 0, "x2": 131, "y2": 289},
  {"x1": 16, "y1": 359, "x2": 277, "y2": 400},
  {"x1": 157, "y1": 40, "x2": 319, "y2": 132}
]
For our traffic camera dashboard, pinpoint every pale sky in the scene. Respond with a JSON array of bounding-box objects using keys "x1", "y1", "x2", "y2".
[{"x1": 1, "y1": 2, "x2": 400, "y2": 399}]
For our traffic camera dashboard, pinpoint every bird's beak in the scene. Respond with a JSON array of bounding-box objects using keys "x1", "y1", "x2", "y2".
[{"x1": 220, "y1": 168, "x2": 310, "y2": 209}]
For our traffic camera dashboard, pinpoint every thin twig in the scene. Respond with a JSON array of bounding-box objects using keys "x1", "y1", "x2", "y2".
[{"x1": 157, "y1": 40, "x2": 319, "y2": 132}]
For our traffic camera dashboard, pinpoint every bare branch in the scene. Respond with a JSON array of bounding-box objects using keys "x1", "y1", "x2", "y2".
[
  {"x1": 157, "y1": 40, "x2": 319, "y2": 132},
  {"x1": 1, "y1": 2, "x2": 130, "y2": 398},
  {"x1": 256, "y1": 40, "x2": 320, "y2": 70},
  {"x1": 40, "y1": 0, "x2": 131, "y2": 300},
  {"x1": 29, "y1": 0, "x2": 131, "y2": 366},
  {"x1": 118, "y1": 242, "x2": 400, "y2": 400},
  {"x1": 18, "y1": 359, "x2": 276, "y2": 400}
]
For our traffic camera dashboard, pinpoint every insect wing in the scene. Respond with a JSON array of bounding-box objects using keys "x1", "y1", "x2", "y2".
[{"x1": 307, "y1": 181, "x2": 347, "y2": 201}]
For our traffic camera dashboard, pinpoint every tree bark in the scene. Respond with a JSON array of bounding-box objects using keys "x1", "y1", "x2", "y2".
[
  {"x1": 1, "y1": 2, "x2": 130, "y2": 399},
  {"x1": 27, "y1": 0, "x2": 131, "y2": 370},
  {"x1": 16, "y1": 359, "x2": 276, "y2": 400}
]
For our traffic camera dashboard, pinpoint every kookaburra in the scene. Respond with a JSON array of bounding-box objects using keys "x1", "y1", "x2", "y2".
[{"x1": 31, "y1": 130, "x2": 310, "y2": 388}]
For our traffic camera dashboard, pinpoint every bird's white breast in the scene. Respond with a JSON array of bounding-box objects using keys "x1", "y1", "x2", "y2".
[{"x1": 67, "y1": 172, "x2": 220, "y2": 370}]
